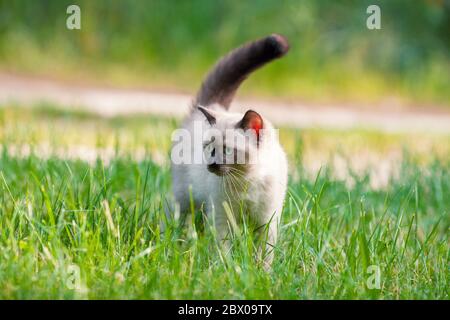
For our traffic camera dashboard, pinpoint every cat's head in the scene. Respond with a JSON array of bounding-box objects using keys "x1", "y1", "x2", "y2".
[{"x1": 198, "y1": 106, "x2": 266, "y2": 176}]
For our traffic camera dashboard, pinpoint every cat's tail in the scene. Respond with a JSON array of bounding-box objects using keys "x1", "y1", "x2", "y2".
[{"x1": 194, "y1": 34, "x2": 289, "y2": 109}]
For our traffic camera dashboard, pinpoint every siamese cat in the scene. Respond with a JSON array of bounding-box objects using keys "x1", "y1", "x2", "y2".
[{"x1": 171, "y1": 34, "x2": 289, "y2": 267}]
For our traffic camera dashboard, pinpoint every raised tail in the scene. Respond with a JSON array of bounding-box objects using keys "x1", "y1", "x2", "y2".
[{"x1": 194, "y1": 34, "x2": 289, "y2": 109}]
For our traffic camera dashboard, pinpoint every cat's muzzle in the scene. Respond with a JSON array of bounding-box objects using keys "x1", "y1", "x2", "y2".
[{"x1": 207, "y1": 163, "x2": 230, "y2": 176}]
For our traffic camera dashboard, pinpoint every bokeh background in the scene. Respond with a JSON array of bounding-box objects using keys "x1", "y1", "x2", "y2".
[{"x1": 0, "y1": 0, "x2": 449, "y2": 106}]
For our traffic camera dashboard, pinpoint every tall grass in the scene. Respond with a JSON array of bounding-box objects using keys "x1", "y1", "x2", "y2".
[
  {"x1": 0, "y1": 150, "x2": 448, "y2": 299},
  {"x1": 0, "y1": 105, "x2": 448, "y2": 299}
]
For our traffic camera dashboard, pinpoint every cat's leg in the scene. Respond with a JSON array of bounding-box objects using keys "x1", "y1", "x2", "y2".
[
  {"x1": 262, "y1": 220, "x2": 278, "y2": 269},
  {"x1": 207, "y1": 197, "x2": 233, "y2": 254},
  {"x1": 256, "y1": 211, "x2": 280, "y2": 270}
]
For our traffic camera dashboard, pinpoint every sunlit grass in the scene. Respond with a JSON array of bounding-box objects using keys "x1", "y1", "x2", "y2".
[{"x1": 0, "y1": 104, "x2": 448, "y2": 299}]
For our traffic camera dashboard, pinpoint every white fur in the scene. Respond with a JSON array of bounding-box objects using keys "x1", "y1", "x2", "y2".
[{"x1": 171, "y1": 104, "x2": 288, "y2": 264}]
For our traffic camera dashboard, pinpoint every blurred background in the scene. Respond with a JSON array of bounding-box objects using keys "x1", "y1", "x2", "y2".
[
  {"x1": 0, "y1": 0, "x2": 448, "y2": 107},
  {"x1": 0, "y1": 0, "x2": 449, "y2": 172}
]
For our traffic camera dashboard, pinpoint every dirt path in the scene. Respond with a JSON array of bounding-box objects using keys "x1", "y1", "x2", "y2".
[{"x1": 1, "y1": 72, "x2": 449, "y2": 134}]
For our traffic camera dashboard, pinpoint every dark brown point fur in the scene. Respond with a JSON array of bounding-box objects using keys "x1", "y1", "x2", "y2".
[{"x1": 194, "y1": 34, "x2": 290, "y2": 110}]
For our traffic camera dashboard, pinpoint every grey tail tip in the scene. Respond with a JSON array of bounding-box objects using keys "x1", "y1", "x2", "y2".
[
  {"x1": 193, "y1": 33, "x2": 290, "y2": 110},
  {"x1": 266, "y1": 33, "x2": 290, "y2": 57}
]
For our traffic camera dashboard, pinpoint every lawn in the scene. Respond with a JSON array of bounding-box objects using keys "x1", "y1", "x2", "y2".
[{"x1": 0, "y1": 104, "x2": 448, "y2": 299}]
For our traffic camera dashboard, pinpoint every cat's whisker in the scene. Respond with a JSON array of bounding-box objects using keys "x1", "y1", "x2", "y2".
[
  {"x1": 228, "y1": 168, "x2": 249, "y2": 181},
  {"x1": 225, "y1": 176, "x2": 238, "y2": 202},
  {"x1": 228, "y1": 171, "x2": 246, "y2": 200},
  {"x1": 229, "y1": 173, "x2": 247, "y2": 191},
  {"x1": 228, "y1": 169, "x2": 253, "y2": 190},
  {"x1": 227, "y1": 167, "x2": 245, "y2": 177},
  {"x1": 225, "y1": 174, "x2": 238, "y2": 196},
  {"x1": 223, "y1": 176, "x2": 231, "y2": 198},
  {"x1": 228, "y1": 166, "x2": 245, "y2": 174},
  {"x1": 228, "y1": 174, "x2": 241, "y2": 197}
]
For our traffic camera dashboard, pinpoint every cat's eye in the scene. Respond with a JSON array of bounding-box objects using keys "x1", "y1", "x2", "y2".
[{"x1": 225, "y1": 147, "x2": 233, "y2": 155}]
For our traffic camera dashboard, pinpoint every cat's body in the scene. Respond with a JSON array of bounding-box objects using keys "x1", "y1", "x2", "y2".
[{"x1": 171, "y1": 34, "x2": 289, "y2": 265}]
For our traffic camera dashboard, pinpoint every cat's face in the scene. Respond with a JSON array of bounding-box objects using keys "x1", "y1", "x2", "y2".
[{"x1": 199, "y1": 106, "x2": 263, "y2": 177}]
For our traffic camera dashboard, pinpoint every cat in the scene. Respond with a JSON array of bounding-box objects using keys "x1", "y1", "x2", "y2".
[{"x1": 171, "y1": 34, "x2": 289, "y2": 267}]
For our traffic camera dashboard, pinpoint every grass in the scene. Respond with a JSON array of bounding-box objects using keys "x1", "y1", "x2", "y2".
[{"x1": 0, "y1": 104, "x2": 448, "y2": 299}]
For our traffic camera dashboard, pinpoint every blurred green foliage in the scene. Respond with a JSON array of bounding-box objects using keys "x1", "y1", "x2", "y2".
[{"x1": 0, "y1": 0, "x2": 448, "y2": 105}]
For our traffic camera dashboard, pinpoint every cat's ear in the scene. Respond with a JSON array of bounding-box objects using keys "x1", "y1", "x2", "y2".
[
  {"x1": 237, "y1": 110, "x2": 263, "y2": 144},
  {"x1": 197, "y1": 106, "x2": 216, "y2": 125}
]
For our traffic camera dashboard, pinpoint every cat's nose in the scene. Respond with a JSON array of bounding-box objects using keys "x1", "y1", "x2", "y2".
[{"x1": 207, "y1": 163, "x2": 225, "y2": 176}]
